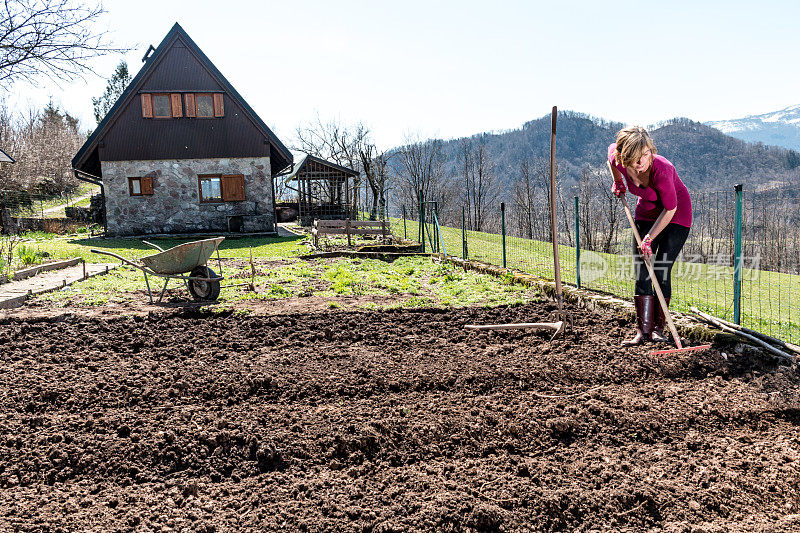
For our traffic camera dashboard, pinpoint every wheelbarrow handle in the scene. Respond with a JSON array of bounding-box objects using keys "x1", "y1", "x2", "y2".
[
  {"x1": 90, "y1": 249, "x2": 142, "y2": 270},
  {"x1": 141, "y1": 240, "x2": 165, "y2": 252}
]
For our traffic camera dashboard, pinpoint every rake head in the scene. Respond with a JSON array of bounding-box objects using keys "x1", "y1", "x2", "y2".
[{"x1": 650, "y1": 344, "x2": 712, "y2": 356}]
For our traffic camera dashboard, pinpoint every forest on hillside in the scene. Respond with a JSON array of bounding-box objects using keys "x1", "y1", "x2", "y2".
[{"x1": 376, "y1": 112, "x2": 800, "y2": 242}]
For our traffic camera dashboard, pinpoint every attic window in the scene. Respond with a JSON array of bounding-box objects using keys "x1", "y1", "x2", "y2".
[
  {"x1": 141, "y1": 92, "x2": 224, "y2": 119},
  {"x1": 153, "y1": 94, "x2": 171, "y2": 118},
  {"x1": 190, "y1": 93, "x2": 224, "y2": 118},
  {"x1": 196, "y1": 94, "x2": 213, "y2": 117}
]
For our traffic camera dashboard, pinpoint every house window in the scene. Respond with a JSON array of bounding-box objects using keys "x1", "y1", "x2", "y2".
[
  {"x1": 199, "y1": 176, "x2": 222, "y2": 203},
  {"x1": 141, "y1": 92, "x2": 224, "y2": 118},
  {"x1": 129, "y1": 176, "x2": 153, "y2": 196},
  {"x1": 152, "y1": 94, "x2": 171, "y2": 118},
  {"x1": 196, "y1": 94, "x2": 214, "y2": 118},
  {"x1": 198, "y1": 174, "x2": 245, "y2": 203}
]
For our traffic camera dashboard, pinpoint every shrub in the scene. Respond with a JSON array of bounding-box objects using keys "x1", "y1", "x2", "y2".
[{"x1": 16, "y1": 244, "x2": 46, "y2": 266}]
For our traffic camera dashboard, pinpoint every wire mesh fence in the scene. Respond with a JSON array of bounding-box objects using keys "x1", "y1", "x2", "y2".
[
  {"x1": 391, "y1": 184, "x2": 800, "y2": 344},
  {"x1": 1, "y1": 188, "x2": 97, "y2": 220},
  {"x1": 0, "y1": 186, "x2": 103, "y2": 235}
]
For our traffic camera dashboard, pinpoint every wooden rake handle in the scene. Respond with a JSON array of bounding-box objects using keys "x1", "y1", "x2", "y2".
[
  {"x1": 465, "y1": 321, "x2": 565, "y2": 341},
  {"x1": 607, "y1": 163, "x2": 682, "y2": 349}
]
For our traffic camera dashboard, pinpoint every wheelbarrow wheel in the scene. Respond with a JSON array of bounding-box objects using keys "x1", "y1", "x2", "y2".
[{"x1": 188, "y1": 266, "x2": 221, "y2": 301}]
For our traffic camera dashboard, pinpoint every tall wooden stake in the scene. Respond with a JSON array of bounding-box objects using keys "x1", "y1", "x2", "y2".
[{"x1": 549, "y1": 106, "x2": 563, "y2": 313}]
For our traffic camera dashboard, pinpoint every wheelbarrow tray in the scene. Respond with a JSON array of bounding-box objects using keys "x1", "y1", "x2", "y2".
[{"x1": 140, "y1": 237, "x2": 225, "y2": 275}]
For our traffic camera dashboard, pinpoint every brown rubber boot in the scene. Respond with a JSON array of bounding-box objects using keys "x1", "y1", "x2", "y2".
[
  {"x1": 651, "y1": 297, "x2": 670, "y2": 343},
  {"x1": 622, "y1": 295, "x2": 656, "y2": 346}
]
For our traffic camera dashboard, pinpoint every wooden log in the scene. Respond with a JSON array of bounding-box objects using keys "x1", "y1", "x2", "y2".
[
  {"x1": 690, "y1": 307, "x2": 794, "y2": 362},
  {"x1": 689, "y1": 307, "x2": 800, "y2": 356}
]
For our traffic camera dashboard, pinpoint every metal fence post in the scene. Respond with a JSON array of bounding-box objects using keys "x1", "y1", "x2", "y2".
[
  {"x1": 462, "y1": 206, "x2": 467, "y2": 260},
  {"x1": 402, "y1": 204, "x2": 407, "y2": 239},
  {"x1": 433, "y1": 201, "x2": 440, "y2": 253},
  {"x1": 418, "y1": 189, "x2": 425, "y2": 253},
  {"x1": 575, "y1": 195, "x2": 581, "y2": 289},
  {"x1": 501, "y1": 202, "x2": 507, "y2": 269},
  {"x1": 733, "y1": 184, "x2": 743, "y2": 324}
]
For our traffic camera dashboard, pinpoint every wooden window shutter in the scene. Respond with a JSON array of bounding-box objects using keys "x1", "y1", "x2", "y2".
[
  {"x1": 141, "y1": 176, "x2": 154, "y2": 195},
  {"x1": 171, "y1": 94, "x2": 183, "y2": 117},
  {"x1": 222, "y1": 174, "x2": 245, "y2": 201},
  {"x1": 213, "y1": 93, "x2": 224, "y2": 117},
  {"x1": 184, "y1": 93, "x2": 196, "y2": 117},
  {"x1": 141, "y1": 93, "x2": 153, "y2": 118}
]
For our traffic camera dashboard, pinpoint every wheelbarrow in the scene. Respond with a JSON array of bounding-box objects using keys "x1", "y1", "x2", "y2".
[{"x1": 91, "y1": 237, "x2": 225, "y2": 303}]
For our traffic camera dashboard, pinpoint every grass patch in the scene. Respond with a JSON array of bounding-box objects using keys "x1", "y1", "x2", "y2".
[
  {"x1": 32, "y1": 236, "x2": 541, "y2": 310},
  {"x1": 388, "y1": 215, "x2": 800, "y2": 342}
]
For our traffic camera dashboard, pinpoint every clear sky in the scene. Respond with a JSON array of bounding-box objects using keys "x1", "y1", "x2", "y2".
[{"x1": 6, "y1": 0, "x2": 800, "y2": 149}]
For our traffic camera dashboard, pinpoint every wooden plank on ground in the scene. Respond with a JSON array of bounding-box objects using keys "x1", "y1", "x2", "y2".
[
  {"x1": 316, "y1": 228, "x2": 388, "y2": 236},
  {"x1": 316, "y1": 220, "x2": 386, "y2": 228}
]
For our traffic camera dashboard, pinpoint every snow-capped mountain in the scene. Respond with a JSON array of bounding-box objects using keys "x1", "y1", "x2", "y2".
[{"x1": 705, "y1": 104, "x2": 800, "y2": 151}]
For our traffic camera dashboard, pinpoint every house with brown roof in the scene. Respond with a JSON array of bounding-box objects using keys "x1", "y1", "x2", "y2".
[{"x1": 72, "y1": 23, "x2": 292, "y2": 236}]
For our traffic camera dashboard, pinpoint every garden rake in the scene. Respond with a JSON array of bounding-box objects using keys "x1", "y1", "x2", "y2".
[{"x1": 464, "y1": 107, "x2": 570, "y2": 341}]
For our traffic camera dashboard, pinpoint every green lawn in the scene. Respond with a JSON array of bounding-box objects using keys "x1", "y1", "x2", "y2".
[
  {"x1": 22, "y1": 233, "x2": 539, "y2": 310},
  {"x1": 389, "y1": 216, "x2": 800, "y2": 343}
]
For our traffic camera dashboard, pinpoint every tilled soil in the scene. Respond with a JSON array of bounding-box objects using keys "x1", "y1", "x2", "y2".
[{"x1": 1, "y1": 302, "x2": 799, "y2": 532}]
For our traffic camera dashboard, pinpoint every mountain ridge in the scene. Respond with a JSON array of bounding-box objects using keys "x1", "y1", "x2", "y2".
[
  {"x1": 703, "y1": 104, "x2": 800, "y2": 151},
  {"x1": 398, "y1": 111, "x2": 800, "y2": 198}
]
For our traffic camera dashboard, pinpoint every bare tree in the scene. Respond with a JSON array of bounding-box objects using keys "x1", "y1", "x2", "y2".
[
  {"x1": 395, "y1": 136, "x2": 451, "y2": 219},
  {"x1": 455, "y1": 139, "x2": 499, "y2": 231},
  {"x1": 577, "y1": 166, "x2": 598, "y2": 250},
  {"x1": 294, "y1": 117, "x2": 388, "y2": 219},
  {"x1": 576, "y1": 164, "x2": 623, "y2": 253},
  {"x1": 0, "y1": 101, "x2": 83, "y2": 192},
  {"x1": 512, "y1": 158, "x2": 537, "y2": 239},
  {"x1": 0, "y1": 0, "x2": 127, "y2": 87},
  {"x1": 468, "y1": 142, "x2": 498, "y2": 232},
  {"x1": 458, "y1": 138, "x2": 472, "y2": 229}
]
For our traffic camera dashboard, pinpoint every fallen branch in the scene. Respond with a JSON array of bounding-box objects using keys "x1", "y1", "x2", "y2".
[
  {"x1": 690, "y1": 307, "x2": 794, "y2": 363},
  {"x1": 690, "y1": 309, "x2": 800, "y2": 356}
]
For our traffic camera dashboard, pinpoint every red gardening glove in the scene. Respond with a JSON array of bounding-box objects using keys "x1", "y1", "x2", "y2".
[
  {"x1": 612, "y1": 179, "x2": 626, "y2": 198},
  {"x1": 640, "y1": 234, "x2": 653, "y2": 259}
]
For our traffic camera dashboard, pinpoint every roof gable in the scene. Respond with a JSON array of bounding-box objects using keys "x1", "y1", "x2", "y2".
[
  {"x1": 73, "y1": 23, "x2": 291, "y2": 175},
  {"x1": 284, "y1": 155, "x2": 359, "y2": 181},
  {"x1": 141, "y1": 40, "x2": 223, "y2": 92}
]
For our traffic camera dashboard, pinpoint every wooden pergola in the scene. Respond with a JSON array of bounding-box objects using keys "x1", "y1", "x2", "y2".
[{"x1": 282, "y1": 155, "x2": 358, "y2": 226}]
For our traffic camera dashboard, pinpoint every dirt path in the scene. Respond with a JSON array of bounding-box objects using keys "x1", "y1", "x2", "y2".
[
  {"x1": 0, "y1": 262, "x2": 116, "y2": 309},
  {"x1": 41, "y1": 192, "x2": 94, "y2": 216},
  {"x1": 1, "y1": 300, "x2": 798, "y2": 531}
]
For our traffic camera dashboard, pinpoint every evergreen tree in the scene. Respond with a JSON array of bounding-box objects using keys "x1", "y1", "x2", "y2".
[{"x1": 92, "y1": 61, "x2": 131, "y2": 124}]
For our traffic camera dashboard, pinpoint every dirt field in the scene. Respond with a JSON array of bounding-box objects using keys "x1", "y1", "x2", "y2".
[{"x1": 1, "y1": 301, "x2": 799, "y2": 532}]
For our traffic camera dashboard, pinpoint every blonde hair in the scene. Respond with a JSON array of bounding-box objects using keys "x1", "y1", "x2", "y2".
[{"x1": 614, "y1": 126, "x2": 657, "y2": 168}]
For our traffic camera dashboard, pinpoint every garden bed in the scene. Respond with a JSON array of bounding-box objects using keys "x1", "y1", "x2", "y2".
[{"x1": 1, "y1": 301, "x2": 798, "y2": 530}]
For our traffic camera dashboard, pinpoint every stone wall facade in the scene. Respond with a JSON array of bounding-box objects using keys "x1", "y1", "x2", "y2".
[{"x1": 101, "y1": 157, "x2": 274, "y2": 236}]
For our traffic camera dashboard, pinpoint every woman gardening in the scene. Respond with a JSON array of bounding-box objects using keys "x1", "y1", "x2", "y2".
[{"x1": 607, "y1": 126, "x2": 693, "y2": 346}]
